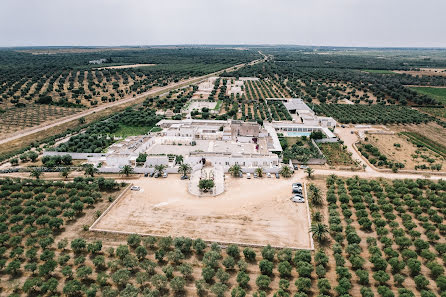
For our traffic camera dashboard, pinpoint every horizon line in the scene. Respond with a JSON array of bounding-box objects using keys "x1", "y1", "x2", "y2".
[{"x1": 1, "y1": 44, "x2": 446, "y2": 50}]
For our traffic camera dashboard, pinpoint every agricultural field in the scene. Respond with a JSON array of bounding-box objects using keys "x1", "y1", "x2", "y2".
[
  {"x1": 409, "y1": 87, "x2": 446, "y2": 105},
  {"x1": 0, "y1": 177, "x2": 123, "y2": 296},
  {"x1": 0, "y1": 48, "x2": 260, "y2": 137},
  {"x1": 362, "y1": 70, "x2": 396, "y2": 75},
  {"x1": 400, "y1": 132, "x2": 446, "y2": 159},
  {"x1": 1, "y1": 175, "x2": 444, "y2": 297},
  {"x1": 358, "y1": 133, "x2": 445, "y2": 171},
  {"x1": 395, "y1": 69, "x2": 446, "y2": 77},
  {"x1": 225, "y1": 49, "x2": 446, "y2": 106},
  {"x1": 190, "y1": 77, "x2": 292, "y2": 122},
  {"x1": 325, "y1": 176, "x2": 446, "y2": 297},
  {"x1": 418, "y1": 107, "x2": 446, "y2": 120},
  {"x1": 0, "y1": 104, "x2": 81, "y2": 137},
  {"x1": 313, "y1": 104, "x2": 432, "y2": 125},
  {"x1": 52, "y1": 108, "x2": 162, "y2": 153},
  {"x1": 0, "y1": 176, "x2": 318, "y2": 297}
]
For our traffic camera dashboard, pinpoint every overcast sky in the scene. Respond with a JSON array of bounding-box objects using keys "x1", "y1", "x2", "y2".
[{"x1": 1, "y1": 0, "x2": 445, "y2": 48}]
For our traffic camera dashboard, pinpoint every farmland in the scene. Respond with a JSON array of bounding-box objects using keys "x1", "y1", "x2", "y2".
[
  {"x1": 326, "y1": 176, "x2": 446, "y2": 296},
  {"x1": 358, "y1": 133, "x2": 445, "y2": 171},
  {"x1": 189, "y1": 77, "x2": 292, "y2": 122},
  {"x1": 0, "y1": 104, "x2": 81, "y2": 137},
  {"x1": 0, "y1": 175, "x2": 444, "y2": 297},
  {"x1": 313, "y1": 104, "x2": 431, "y2": 125},
  {"x1": 1, "y1": 46, "x2": 446, "y2": 297},
  {"x1": 362, "y1": 70, "x2": 396, "y2": 75},
  {"x1": 409, "y1": 87, "x2": 446, "y2": 104},
  {"x1": 225, "y1": 49, "x2": 446, "y2": 106},
  {"x1": 0, "y1": 48, "x2": 260, "y2": 137}
]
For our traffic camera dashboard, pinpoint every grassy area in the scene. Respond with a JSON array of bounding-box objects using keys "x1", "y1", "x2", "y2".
[
  {"x1": 214, "y1": 100, "x2": 223, "y2": 110},
  {"x1": 319, "y1": 142, "x2": 356, "y2": 166},
  {"x1": 112, "y1": 125, "x2": 153, "y2": 137},
  {"x1": 418, "y1": 107, "x2": 446, "y2": 119},
  {"x1": 409, "y1": 87, "x2": 446, "y2": 104},
  {"x1": 150, "y1": 126, "x2": 162, "y2": 132},
  {"x1": 400, "y1": 131, "x2": 446, "y2": 158},
  {"x1": 362, "y1": 69, "x2": 395, "y2": 74},
  {"x1": 284, "y1": 136, "x2": 306, "y2": 146}
]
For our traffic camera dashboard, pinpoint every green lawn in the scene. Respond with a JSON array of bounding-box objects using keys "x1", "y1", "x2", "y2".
[
  {"x1": 112, "y1": 125, "x2": 153, "y2": 137},
  {"x1": 214, "y1": 100, "x2": 223, "y2": 110},
  {"x1": 362, "y1": 69, "x2": 395, "y2": 74},
  {"x1": 410, "y1": 87, "x2": 446, "y2": 104}
]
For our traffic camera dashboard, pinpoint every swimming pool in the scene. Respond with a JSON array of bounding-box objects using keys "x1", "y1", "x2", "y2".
[{"x1": 286, "y1": 132, "x2": 312, "y2": 137}]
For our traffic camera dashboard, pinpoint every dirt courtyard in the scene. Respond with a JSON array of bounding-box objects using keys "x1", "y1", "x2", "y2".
[{"x1": 92, "y1": 175, "x2": 312, "y2": 249}]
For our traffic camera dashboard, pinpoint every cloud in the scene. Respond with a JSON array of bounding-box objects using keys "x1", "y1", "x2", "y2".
[{"x1": 0, "y1": 0, "x2": 445, "y2": 47}]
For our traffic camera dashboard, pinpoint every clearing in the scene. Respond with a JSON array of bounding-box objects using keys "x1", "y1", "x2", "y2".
[
  {"x1": 95, "y1": 63, "x2": 156, "y2": 69},
  {"x1": 92, "y1": 175, "x2": 312, "y2": 249},
  {"x1": 364, "y1": 132, "x2": 445, "y2": 171},
  {"x1": 318, "y1": 142, "x2": 357, "y2": 168}
]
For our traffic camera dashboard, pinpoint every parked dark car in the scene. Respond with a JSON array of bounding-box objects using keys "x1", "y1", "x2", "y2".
[
  {"x1": 144, "y1": 173, "x2": 149, "y2": 177},
  {"x1": 275, "y1": 173, "x2": 280, "y2": 179}
]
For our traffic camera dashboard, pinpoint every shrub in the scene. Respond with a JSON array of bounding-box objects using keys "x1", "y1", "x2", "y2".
[
  {"x1": 414, "y1": 275, "x2": 429, "y2": 290},
  {"x1": 231, "y1": 286, "x2": 246, "y2": 297},
  {"x1": 356, "y1": 269, "x2": 369, "y2": 285},
  {"x1": 373, "y1": 270, "x2": 390, "y2": 285},
  {"x1": 256, "y1": 275, "x2": 271, "y2": 290},
  {"x1": 407, "y1": 258, "x2": 421, "y2": 276},
  {"x1": 223, "y1": 256, "x2": 236, "y2": 270},
  {"x1": 278, "y1": 261, "x2": 292, "y2": 278},
  {"x1": 170, "y1": 276, "x2": 185, "y2": 292},
  {"x1": 236, "y1": 271, "x2": 250, "y2": 288},
  {"x1": 317, "y1": 278, "x2": 331, "y2": 294},
  {"x1": 436, "y1": 275, "x2": 446, "y2": 291},
  {"x1": 227, "y1": 244, "x2": 240, "y2": 258},
  {"x1": 243, "y1": 247, "x2": 256, "y2": 262},
  {"x1": 202, "y1": 266, "x2": 216, "y2": 283},
  {"x1": 259, "y1": 260, "x2": 274, "y2": 276},
  {"x1": 295, "y1": 277, "x2": 311, "y2": 293},
  {"x1": 261, "y1": 245, "x2": 275, "y2": 261},
  {"x1": 296, "y1": 261, "x2": 313, "y2": 278}
]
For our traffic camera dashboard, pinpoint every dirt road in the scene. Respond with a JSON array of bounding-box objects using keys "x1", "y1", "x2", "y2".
[{"x1": 0, "y1": 54, "x2": 266, "y2": 146}]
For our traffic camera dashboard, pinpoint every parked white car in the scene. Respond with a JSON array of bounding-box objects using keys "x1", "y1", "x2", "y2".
[
  {"x1": 131, "y1": 186, "x2": 140, "y2": 191},
  {"x1": 290, "y1": 195, "x2": 305, "y2": 203},
  {"x1": 163, "y1": 172, "x2": 168, "y2": 178},
  {"x1": 246, "y1": 173, "x2": 251, "y2": 179},
  {"x1": 292, "y1": 182, "x2": 303, "y2": 193},
  {"x1": 267, "y1": 172, "x2": 271, "y2": 178}
]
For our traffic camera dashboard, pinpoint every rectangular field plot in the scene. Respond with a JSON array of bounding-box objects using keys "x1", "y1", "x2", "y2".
[{"x1": 92, "y1": 176, "x2": 312, "y2": 249}]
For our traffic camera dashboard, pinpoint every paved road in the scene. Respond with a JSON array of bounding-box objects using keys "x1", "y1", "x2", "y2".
[{"x1": 0, "y1": 54, "x2": 266, "y2": 146}]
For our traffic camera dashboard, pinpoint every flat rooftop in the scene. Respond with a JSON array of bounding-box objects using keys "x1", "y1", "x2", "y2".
[{"x1": 145, "y1": 139, "x2": 269, "y2": 155}]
